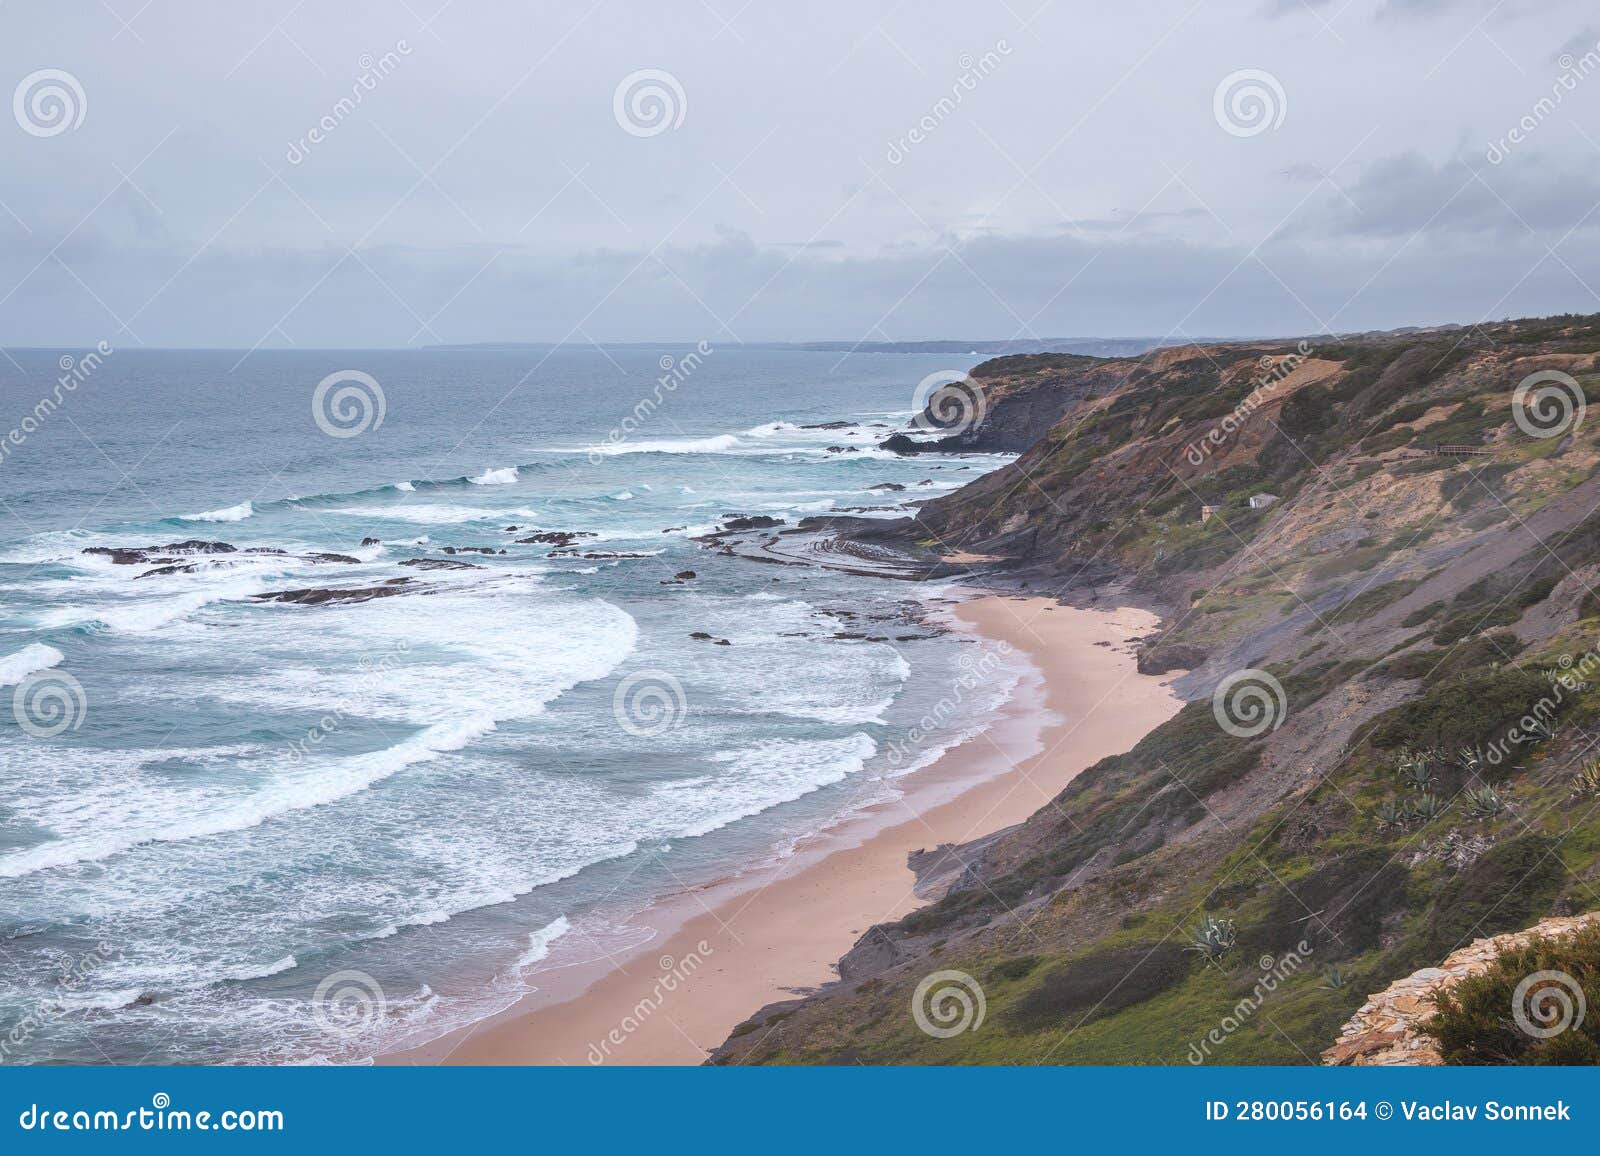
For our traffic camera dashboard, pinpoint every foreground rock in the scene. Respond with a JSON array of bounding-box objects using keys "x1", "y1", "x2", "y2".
[
  {"x1": 252, "y1": 578, "x2": 421, "y2": 606},
  {"x1": 85, "y1": 540, "x2": 237, "y2": 565},
  {"x1": 1322, "y1": 912, "x2": 1600, "y2": 1066}
]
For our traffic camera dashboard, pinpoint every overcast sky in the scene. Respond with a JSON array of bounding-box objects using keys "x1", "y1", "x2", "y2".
[{"x1": 2, "y1": 0, "x2": 1598, "y2": 348}]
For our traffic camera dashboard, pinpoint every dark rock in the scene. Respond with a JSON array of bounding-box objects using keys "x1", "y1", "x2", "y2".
[
  {"x1": 515, "y1": 530, "x2": 597, "y2": 546},
  {"x1": 689, "y1": 631, "x2": 714, "y2": 640},
  {"x1": 85, "y1": 540, "x2": 237, "y2": 565},
  {"x1": 675, "y1": 570, "x2": 697, "y2": 580},
  {"x1": 136, "y1": 561, "x2": 211, "y2": 578},
  {"x1": 547, "y1": 550, "x2": 652, "y2": 559},
  {"x1": 800, "y1": 420, "x2": 856, "y2": 430},
  {"x1": 868, "y1": 483, "x2": 906, "y2": 492},
  {"x1": 1136, "y1": 642, "x2": 1207, "y2": 674},
  {"x1": 360, "y1": 537, "x2": 382, "y2": 546},
  {"x1": 253, "y1": 579, "x2": 419, "y2": 606},
  {"x1": 399, "y1": 557, "x2": 480, "y2": 571},
  {"x1": 720, "y1": 515, "x2": 784, "y2": 531},
  {"x1": 88, "y1": 548, "x2": 159, "y2": 565},
  {"x1": 441, "y1": 546, "x2": 504, "y2": 556},
  {"x1": 302, "y1": 552, "x2": 361, "y2": 564},
  {"x1": 713, "y1": 639, "x2": 731, "y2": 646},
  {"x1": 161, "y1": 540, "x2": 237, "y2": 555}
]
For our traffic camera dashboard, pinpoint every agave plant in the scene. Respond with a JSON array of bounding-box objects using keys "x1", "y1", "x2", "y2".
[
  {"x1": 1375, "y1": 798, "x2": 1406, "y2": 829},
  {"x1": 1571, "y1": 758, "x2": 1600, "y2": 799},
  {"x1": 1187, "y1": 915, "x2": 1237, "y2": 960},
  {"x1": 1456, "y1": 747, "x2": 1482, "y2": 774},
  {"x1": 1321, "y1": 966, "x2": 1348, "y2": 991},
  {"x1": 1406, "y1": 792, "x2": 1448, "y2": 825},
  {"x1": 1544, "y1": 664, "x2": 1589, "y2": 694},
  {"x1": 1397, "y1": 754, "x2": 1437, "y2": 792},
  {"x1": 1526, "y1": 717, "x2": 1557, "y2": 743},
  {"x1": 1463, "y1": 785, "x2": 1504, "y2": 819}
]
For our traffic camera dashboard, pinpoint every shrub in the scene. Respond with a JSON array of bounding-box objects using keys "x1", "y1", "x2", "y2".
[
  {"x1": 1006, "y1": 941, "x2": 1192, "y2": 1033},
  {"x1": 1418, "y1": 835, "x2": 1568, "y2": 961},
  {"x1": 1423, "y1": 923, "x2": 1600, "y2": 1064},
  {"x1": 1364, "y1": 668, "x2": 1557, "y2": 757},
  {"x1": 986, "y1": 955, "x2": 1042, "y2": 982}
]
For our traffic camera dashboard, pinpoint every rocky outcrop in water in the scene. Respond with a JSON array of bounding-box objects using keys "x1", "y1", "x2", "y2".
[{"x1": 252, "y1": 578, "x2": 420, "y2": 606}]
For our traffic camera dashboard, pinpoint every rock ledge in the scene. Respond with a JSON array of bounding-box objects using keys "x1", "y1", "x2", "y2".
[{"x1": 1321, "y1": 911, "x2": 1600, "y2": 1065}]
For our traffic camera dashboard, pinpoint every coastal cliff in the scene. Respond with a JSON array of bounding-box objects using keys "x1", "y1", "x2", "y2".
[{"x1": 714, "y1": 313, "x2": 1600, "y2": 1065}]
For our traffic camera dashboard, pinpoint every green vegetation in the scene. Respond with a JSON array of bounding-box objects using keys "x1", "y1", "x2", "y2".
[
  {"x1": 1424, "y1": 924, "x2": 1600, "y2": 1064},
  {"x1": 722, "y1": 316, "x2": 1600, "y2": 1068}
]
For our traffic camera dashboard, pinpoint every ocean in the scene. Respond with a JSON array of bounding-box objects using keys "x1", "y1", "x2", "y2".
[{"x1": 0, "y1": 345, "x2": 1021, "y2": 1064}]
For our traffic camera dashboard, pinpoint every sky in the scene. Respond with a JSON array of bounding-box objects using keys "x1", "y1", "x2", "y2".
[{"x1": 2, "y1": 0, "x2": 1599, "y2": 349}]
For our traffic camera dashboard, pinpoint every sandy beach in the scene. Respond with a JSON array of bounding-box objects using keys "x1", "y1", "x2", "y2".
[{"x1": 384, "y1": 592, "x2": 1184, "y2": 1066}]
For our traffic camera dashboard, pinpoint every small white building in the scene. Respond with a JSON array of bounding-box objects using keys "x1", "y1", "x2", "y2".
[
  {"x1": 1200, "y1": 504, "x2": 1223, "y2": 523},
  {"x1": 1248, "y1": 493, "x2": 1279, "y2": 510}
]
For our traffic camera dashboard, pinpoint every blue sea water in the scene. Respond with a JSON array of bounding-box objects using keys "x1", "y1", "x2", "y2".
[{"x1": 0, "y1": 346, "x2": 1020, "y2": 1064}]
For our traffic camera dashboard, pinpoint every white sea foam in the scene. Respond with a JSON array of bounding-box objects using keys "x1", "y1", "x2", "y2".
[
  {"x1": 220, "y1": 954, "x2": 298, "y2": 981},
  {"x1": 180, "y1": 501, "x2": 254, "y2": 523},
  {"x1": 0, "y1": 643, "x2": 64, "y2": 685},
  {"x1": 36, "y1": 575, "x2": 271, "y2": 634},
  {"x1": 0, "y1": 717, "x2": 498, "y2": 879},
  {"x1": 514, "y1": 915, "x2": 572, "y2": 971},
  {"x1": 588, "y1": 433, "x2": 741, "y2": 456},
  {"x1": 53, "y1": 989, "x2": 150, "y2": 1012},
  {"x1": 1, "y1": 593, "x2": 640, "y2": 878},
  {"x1": 324, "y1": 504, "x2": 530, "y2": 525},
  {"x1": 469, "y1": 467, "x2": 519, "y2": 486},
  {"x1": 658, "y1": 734, "x2": 878, "y2": 840}
]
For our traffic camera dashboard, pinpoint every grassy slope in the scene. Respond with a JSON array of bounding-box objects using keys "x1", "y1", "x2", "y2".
[{"x1": 716, "y1": 314, "x2": 1600, "y2": 1065}]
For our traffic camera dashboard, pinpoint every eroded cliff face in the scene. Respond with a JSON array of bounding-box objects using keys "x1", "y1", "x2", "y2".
[{"x1": 714, "y1": 315, "x2": 1600, "y2": 1066}]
